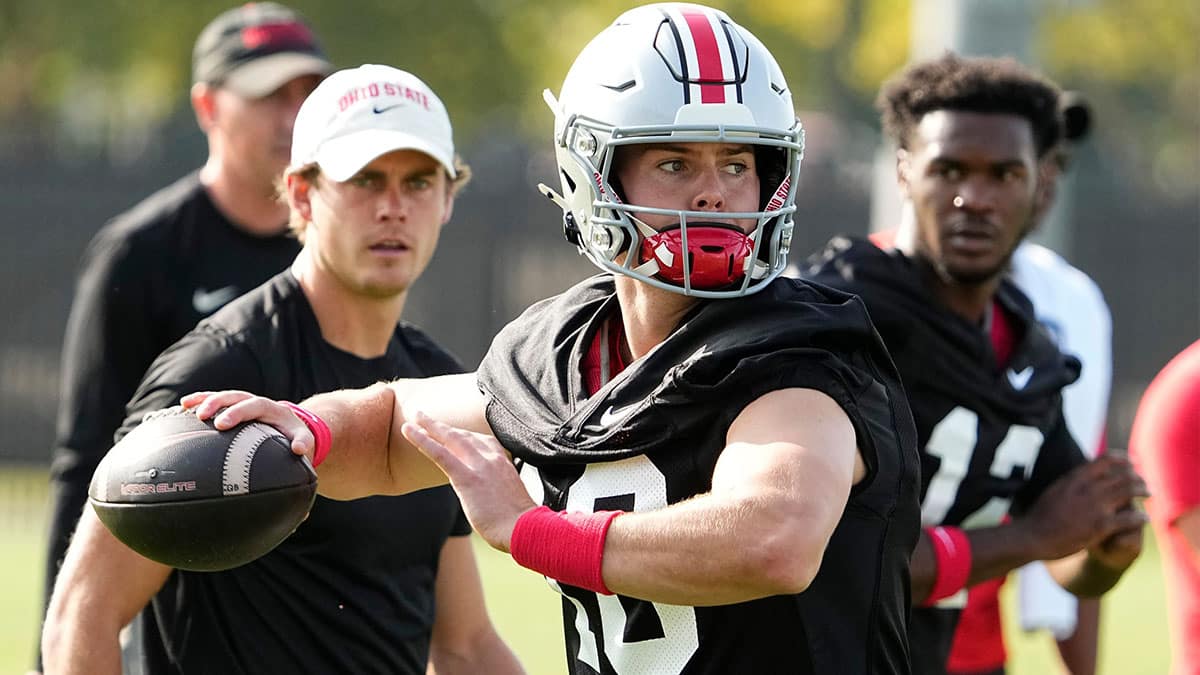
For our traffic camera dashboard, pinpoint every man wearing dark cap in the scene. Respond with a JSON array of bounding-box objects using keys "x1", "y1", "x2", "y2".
[
  {"x1": 191, "y1": 2, "x2": 332, "y2": 99},
  {"x1": 38, "y1": 3, "x2": 329, "y2": 671}
]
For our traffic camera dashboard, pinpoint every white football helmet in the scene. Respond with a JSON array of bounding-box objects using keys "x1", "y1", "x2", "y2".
[{"x1": 540, "y1": 3, "x2": 804, "y2": 298}]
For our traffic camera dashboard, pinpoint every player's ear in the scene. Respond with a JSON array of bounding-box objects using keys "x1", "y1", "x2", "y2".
[
  {"x1": 287, "y1": 171, "x2": 315, "y2": 223},
  {"x1": 440, "y1": 179, "x2": 456, "y2": 226},
  {"x1": 1032, "y1": 156, "x2": 1060, "y2": 221},
  {"x1": 895, "y1": 149, "x2": 912, "y2": 198},
  {"x1": 191, "y1": 83, "x2": 217, "y2": 132}
]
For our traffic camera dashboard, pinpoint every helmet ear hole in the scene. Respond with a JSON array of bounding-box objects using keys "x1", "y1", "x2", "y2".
[
  {"x1": 606, "y1": 146, "x2": 629, "y2": 204},
  {"x1": 755, "y1": 145, "x2": 787, "y2": 210},
  {"x1": 607, "y1": 175, "x2": 627, "y2": 204}
]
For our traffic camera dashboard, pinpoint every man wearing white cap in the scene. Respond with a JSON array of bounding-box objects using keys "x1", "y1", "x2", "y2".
[
  {"x1": 40, "y1": 4, "x2": 331, "y2": 672},
  {"x1": 43, "y1": 64, "x2": 525, "y2": 675}
]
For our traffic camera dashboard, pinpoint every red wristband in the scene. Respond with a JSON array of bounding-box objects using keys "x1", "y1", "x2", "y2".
[
  {"x1": 281, "y1": 401, "x2": 331, "y2": 468},
  {"x1": 509, "y1": 505, "x2": 622, "y2": 595},
  {"x1": 924, "y1": 525, "x2": 972, "y2": 605}
]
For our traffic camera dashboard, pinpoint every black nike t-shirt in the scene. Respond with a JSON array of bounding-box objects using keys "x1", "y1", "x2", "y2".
[
  {"x1": 117, "y1": 271, "x2": 470, "y2": 675},
  {"x1": 802, "y1": 237, "x2": 1086, "y2": 674},
  {"x1": 53, "y1": 171, "x2": 300, "y2": 487},
  {"x1": 478, "y1": 274, "x2": 921, "y2": 675}
]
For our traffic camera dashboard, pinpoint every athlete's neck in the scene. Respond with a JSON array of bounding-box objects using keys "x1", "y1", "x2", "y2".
[
  {"x1": 913, "y1": 256, "x2": 1000, "y2": 326},
  {"x1": 291, "y1": 252, "x2": 407, "y2": 359},
  {"x1": 199, "y1": 158, "x2": 290, "y2": 237},
  {"x1": 614, "y1": 276, "x2": 700, "y2": 360}
]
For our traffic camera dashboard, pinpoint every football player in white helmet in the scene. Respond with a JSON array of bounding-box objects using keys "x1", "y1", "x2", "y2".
[
  {"x1": 538, "y1": 2, "x2": 803, "y2": 297},
  {"x1": 180, "y1": 5, "x2": 921, "y2": 673}
]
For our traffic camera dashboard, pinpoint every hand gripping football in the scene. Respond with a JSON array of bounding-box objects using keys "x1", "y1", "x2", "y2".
[{"x1": 88, "y1": 406, "x2": 317, "y2": 571}]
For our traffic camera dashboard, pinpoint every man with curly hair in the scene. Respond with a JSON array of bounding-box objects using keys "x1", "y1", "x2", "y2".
[{"x1": 803, "y1": 53, "x2": 1146, "y2": 674}]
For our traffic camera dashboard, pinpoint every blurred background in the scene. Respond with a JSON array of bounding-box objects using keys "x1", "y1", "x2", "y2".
[{"x1": 0, "y1": 0, "x2": 1195, "y2": 672}]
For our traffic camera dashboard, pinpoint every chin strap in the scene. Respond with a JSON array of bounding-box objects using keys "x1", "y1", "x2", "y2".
[
  {"x1": 537, "y1": 183, "x2": 567, "y2": 209},
  {"x1": 540, "y1": 183, "x2": 651, "y2": 259},
  {"x1": 540, "y1": 183, "x2": 586, "y2": 247}
]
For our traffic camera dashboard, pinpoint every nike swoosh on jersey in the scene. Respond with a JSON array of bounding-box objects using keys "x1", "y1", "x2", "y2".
[
  {"x1": 1007, "y1": 366, "x2": 1035, "y2": 390},
  {"x1": 372, "y1": 103, "x2": 403, "y2": 114},
  {"x1": 598, "y1": 404, "x2": 638, "y2": 428},
  {"x1": 192, "y1": 286, "x2": 238, "y2": 315}
]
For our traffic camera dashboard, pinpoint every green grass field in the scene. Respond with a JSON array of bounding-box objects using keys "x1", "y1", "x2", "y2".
[{"x1": 1, "y1": 464, "x2": 1170, "y2": 674}]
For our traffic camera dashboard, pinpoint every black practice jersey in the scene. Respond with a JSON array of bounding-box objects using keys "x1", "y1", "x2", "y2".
[
  {"x1": 477, "y1": 274, "x2": 921, "y2": 675},
  {"x1": 117, "y1": 271, "x2": 470, "y2": 675},
  {"x1": 53, "y1": 171, "x2": 300, "y2": 486},
  {"x1": 803, "y1": 237, "x2": 1086, "y2": 674}
]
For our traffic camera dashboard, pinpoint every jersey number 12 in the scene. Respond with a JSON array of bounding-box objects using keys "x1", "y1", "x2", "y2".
[{"x1": 921, "y1": 406, "x2": 1045, "y2": 529}]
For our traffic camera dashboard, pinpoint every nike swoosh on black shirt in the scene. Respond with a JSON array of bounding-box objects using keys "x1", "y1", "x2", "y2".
[{"x1": 192, "y1": 286, "x2": 239, "y2": 315}]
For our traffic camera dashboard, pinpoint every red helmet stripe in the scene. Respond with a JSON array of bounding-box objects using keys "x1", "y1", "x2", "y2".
[{"x1": 681, "y1": 10, "x2": 726, "y2": 103}]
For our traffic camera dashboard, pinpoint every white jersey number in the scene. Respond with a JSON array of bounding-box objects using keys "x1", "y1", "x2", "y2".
[
  {"x1": 920, "y1": 406, "x2": 1045, "y2": 529},
  {"x1": 547, "y1": 455, "x2": 700, "y2": 674}
]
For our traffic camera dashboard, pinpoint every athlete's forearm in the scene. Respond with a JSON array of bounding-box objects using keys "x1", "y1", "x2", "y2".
[
  {"x1": 303, "y1": 381, "x2": 447, "y2": 499},
  {"x1": 429, "y1": 630, "x2": 526, "y2": 675},
  {"x1": 300, "y1": 382, "x2": 402, "y2": 499},
  {"x1": 911, "y1": 523, "x2": 1040, "y2": 603},
  {"x1": 427, "y1": 536, "x2": 526, "y2": 675},
  {"x1": 306, "y1": 375, "x2": 487, "y2": 499},
  {"x1": 41, "y1": 624, "x2": 121, "y2": 675},
  {"x1": 596, "y1": 392, "x2": 857, "y2": 606},
  {"x1": 1056, "y1": 597, "x2": 1100, "y2": 675},
  {"x1": 601, "y1": 486, "x2": 832, "y2": 605},
  {"x1": 596, "y1": 401, "x2": 854, "y2": 606},
  {"x1": 1047, "y1": 549, "x2": 1131, "y2": 597},
  {"x1": 42, "y1": 511, "x2": 168, "y2": 675}
]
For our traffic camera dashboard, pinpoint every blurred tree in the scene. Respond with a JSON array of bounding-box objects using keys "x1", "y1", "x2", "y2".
[
  {"x1": 0, "y1": 0, "x2": 529, "y2": 152},
  {"x1": 0, "y1": 0, "x2": 1191, "y2": 198},
  {"x1": 1040, "y1": 0, "x2": 1199, "y2": 201},
  {"x1": 0, "y1": 0, "x2": 905, "y2": 147}
]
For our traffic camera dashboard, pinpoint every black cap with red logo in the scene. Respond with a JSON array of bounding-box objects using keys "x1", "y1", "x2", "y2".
[{"x1": 192, "y1": 2, "x2": 333, "y2": 98}]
